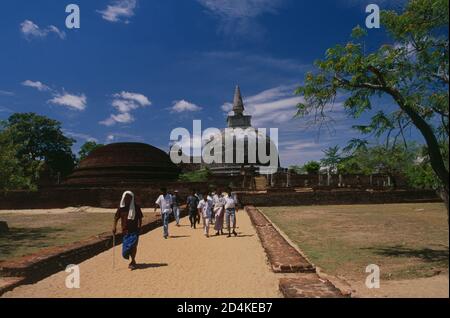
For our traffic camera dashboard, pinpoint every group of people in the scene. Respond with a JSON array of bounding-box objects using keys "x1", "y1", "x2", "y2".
[
  {"x1": 185, "y1": 188, "x2": 239, "y2": 238},
  {"x1": 112, "y1": 188, "x2": 239, "y2": 270},
  {"x1": 155, "y1": 187, "x2": 239, "y2": 239}
]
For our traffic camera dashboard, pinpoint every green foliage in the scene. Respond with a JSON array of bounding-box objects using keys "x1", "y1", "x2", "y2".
[
  {"x1": 0, "y1": 129, "x2": 38, "y2": 191},
  {"x1": 295, "y1": 0, "x2": 449, "y2": 197},
  {"x1": 0, "y1": 113, "x2": 76, "y2": 190},
  {"x1": 78, "y1": 141, "x2": 104, "y2": 162},
  {"x1": 303, "y1": 161, "x2": 321, "y2": 175},
  {"x1": 289, "y1": 165, "x2": 304, "y2": 174},
  {"x1": 337, "y1": 142, "x2": 440, "y2": 189},
  {"x1": 320, "y1": 146, "x2": 343, "y2": 172},
  {"x1": 179, "y1": 168, "x2": 211, "y2": 182}
]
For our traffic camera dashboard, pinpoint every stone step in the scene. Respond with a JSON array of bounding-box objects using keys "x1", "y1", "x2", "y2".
[
  {"x1": 279, "y1": 276, "x2": 348, "y2": 298},
  {"x1": 245, "y1": 206, "x2": 314, "y2": 273},
  {"x1": 0, "y1": 277, "x2": 27, "y2": 297}
]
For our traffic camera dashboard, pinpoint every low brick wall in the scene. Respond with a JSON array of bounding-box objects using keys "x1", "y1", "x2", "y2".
[
  {"x1": 0, "y1": 183, "x2": 208, "y2": 210},
  {"x1": 245, "y1": 206, "x2": 347, "y2": 298},
  {"x1": 239, "y1": 189, "x2": 440, "y2": 207},
  {"x1": 0, "y1": 187, "x2": 440, "y2": 210}
]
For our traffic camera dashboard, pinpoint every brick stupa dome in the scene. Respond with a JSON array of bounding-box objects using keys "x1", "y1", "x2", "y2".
[{"x1": 66, "y1": 143, "x2": 180, "y2": 186}]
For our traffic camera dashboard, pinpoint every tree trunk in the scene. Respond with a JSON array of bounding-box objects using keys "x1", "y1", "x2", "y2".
[
  {"x1": 387, "y1": 89, "x2": 449, "y2": 214},
  {"x1": 438, "y1": 186, "x2": 449, "y2": 221}
]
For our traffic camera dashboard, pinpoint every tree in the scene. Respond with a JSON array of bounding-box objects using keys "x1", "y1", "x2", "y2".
[
  {"x1": 320, "y1": 146, "x2": 342, "y2": 173},
  {"x1": 338, "y1": 142, "x2": 439, "y2": 189},
  {"x1": 179, "y1": 168, "x2": 211, "y2": 182},
  {"x1": 295, "y1": 0, "x2": 449, "y2": 210},
  {"x1": 0, "y1": 129, "x2": 37, "y2": 190},
  {"x1": 78, "y1": 141, "x2": 104, "y2": 162},
  {"x1": 303, "y1": 161, "x2": 321, "y2": 175},
  {"x1": 2, "y1": 113, "x2": 76, "y2": 184}
]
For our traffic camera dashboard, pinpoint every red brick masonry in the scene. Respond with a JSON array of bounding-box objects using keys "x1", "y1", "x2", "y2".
[
  {"x1": 245, "y1": 206, "x2": 348, "y2": 298},
  {"x1": 279, "y1": 276, "x2": 346, "y2": 298}
]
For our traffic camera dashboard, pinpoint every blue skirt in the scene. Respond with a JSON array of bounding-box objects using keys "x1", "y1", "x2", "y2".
[{"x1": 122, "y1": 232, "x2": 139, "y2": 260}]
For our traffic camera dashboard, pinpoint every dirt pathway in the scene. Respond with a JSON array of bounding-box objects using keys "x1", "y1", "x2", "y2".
[{"x1": 3, "y1": 211, "x2": 281, "y2": 298}]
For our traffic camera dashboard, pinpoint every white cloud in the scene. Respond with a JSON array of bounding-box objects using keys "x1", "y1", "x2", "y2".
[
  {"x1": 221, "y1": 102, "x2": 233, "y2": 112},
  {"x1": 22, "y1": 79, "x2": 88, "y2": 111},
  {"x1": 171, "y1": 100, "x2": 203, "y2": 113},
  {"x1": 222, "y1": 85, "x2": 302, "y2": 127},
  {"x1": 113, "y1": 91, "x2": 151, "y2": 107},
  {"x1": 64, "y1": 131, "x2": 98, "y2": 143},
  {"x1": 20, "y1": 20, "x2": 66, "y2": 40},
  {"x1": 112, "y1": 99, "x2": 140, "y2": 113},
  {"x1": 106, "y1": 132, "x2": 143, "y2": 143},
  {"x1": 98, "y1": 0, "x2": 138, "y2": 23},
  {"x1": 198, "y1": 0, "x2": 283, "y2": 18},
  {"x1": 22, "y1": 80, "x2": 50, "y2": 92},
  {"x1": 100, "y1": 113, "x2": 134, "y2": 126},
  {"x1": 203, "y1": 51, "x2": 309, "y2": 74},
  {"x1": 197, "y1": 0, "x2": 285, "y2": 36},
  {"x1": 0, "y1": 90, "x2": 14, "y2": 96},
  {"x1": 48, "y1": 93, "x2": 87, "y2": 111},
  {"x1": 100, "y1": 90, "x2": 150, "y2": 126},
  {"x1": 47, "y1": 25, "x2": 66, "y2": 40}
]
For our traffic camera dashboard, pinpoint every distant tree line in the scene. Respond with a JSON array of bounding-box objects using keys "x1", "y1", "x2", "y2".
[
  {"x1": 289, "y1": 143, "x2": 440, "y2": 190},
  {"x1": 0, "y1": 113, "x2": 103, "y2": 191}
]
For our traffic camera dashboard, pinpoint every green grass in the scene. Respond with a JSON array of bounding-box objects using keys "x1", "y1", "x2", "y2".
[
  {"x1": 179, "y1": 169, "x2": 211, "y2": 182},
  {"x1": 0, "y1": 212, "x2": 153, "y2": 262},
  {"x1": 261, "y1": 203, "x2": 449, "y2": 281}
]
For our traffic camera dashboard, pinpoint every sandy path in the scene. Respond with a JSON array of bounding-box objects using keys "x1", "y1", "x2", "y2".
[
  {"x1": 3, "y1": 211, "x2": 281, "y2": 298},
  {"x1": 0, "y1": 207, "x2": 138, "y2": 215}
]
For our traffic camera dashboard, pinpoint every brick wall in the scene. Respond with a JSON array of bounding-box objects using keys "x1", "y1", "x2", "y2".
[
  {"x1": 238, "y1": 189, "x2": 441, "y2": 207},
  {"x1": 0, "y1": 187, "x2": 441, "y2": 210},
  {"x1": 0, "y1": 182, "x2": 208, "y2": 210}
]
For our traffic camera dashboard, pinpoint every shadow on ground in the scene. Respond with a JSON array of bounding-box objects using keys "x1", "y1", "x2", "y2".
[
  {"x1": 134, "y1": 263, "x2": 169, "y2": 270},
  {"x1": 0, "y1": 227, "x2": 64, "y2": 260},
  {"x1": 362, "y1": 245, "x2": 449, "y2": 263}
]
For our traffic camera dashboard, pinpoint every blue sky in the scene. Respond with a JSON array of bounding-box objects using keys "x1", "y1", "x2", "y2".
[{"x1": 0, "y1": 0, "x2": 419, "y2": 166}]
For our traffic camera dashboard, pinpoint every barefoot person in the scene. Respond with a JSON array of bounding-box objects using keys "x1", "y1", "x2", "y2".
[
  {"x1": 213, "y1": 188, "x2": 225, "y2": 236},
  {"x1": 197, "y1": 190, "x2": 213, "y2": 238},
  {"x1": 113, "y1": 191, "x2": 143, "y2": 270},
  {"x1": 186, "y1": 190, "x2": 200, "y2": 228},
  {"x1": 225, "y1": 188, "x2": 238, "y2": 237},
  {"x1": 172, "y1": 190, "x2": 181, "y2": 227},
  {"x1": 195, "y1": 190, "x2": 202, "y2": 226},
  {"x1": 155, "y1": 188, "x2": 172, "y2": 239}
]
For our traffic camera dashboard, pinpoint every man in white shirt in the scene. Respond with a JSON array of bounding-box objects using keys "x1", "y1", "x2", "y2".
[
  {"x1": 225, "y1": 187, "x2": 239, "y2": 237},
  {"x1": 154, "y1": 188, "x2": 172, "y2": 239},
  {"x1": 197, "y1": 191, "x2": 213, "y2": 238}
]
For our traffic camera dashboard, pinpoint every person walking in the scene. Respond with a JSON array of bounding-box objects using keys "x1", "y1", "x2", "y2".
[
  {"x1": 213, "y1": 188, "x2": 225, "y2": 236},
  {"x1": 172, "y1": 190, "x2": 181, "y2": 227},
  {"x1": 186, "y1": 190, "x2": 200, "y2": 228},
  {"x1": 194, "y1": 190, "x2": 202, "y2": 226},
  {"x1": 112, "y1": 191, "x2": 143, "y2": 270},
  {"x1": 154, "y1": 188, "x2": 172, "y2": 239},
  {"x1": 197, "y1": 190, "x2": 213, "y2": 238},
  {"x1": 225, "y1": 188, "x2": 238, "y2": 237}
]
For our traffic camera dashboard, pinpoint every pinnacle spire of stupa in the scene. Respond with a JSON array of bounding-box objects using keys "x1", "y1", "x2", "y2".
[{"x1": 232, "y1": 85, "x2": 244, "y2": 115}]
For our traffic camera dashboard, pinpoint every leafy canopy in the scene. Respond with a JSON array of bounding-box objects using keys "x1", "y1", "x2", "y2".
[{"x1": 295, "y1": 0, "x2": 449, "y2": 197}]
